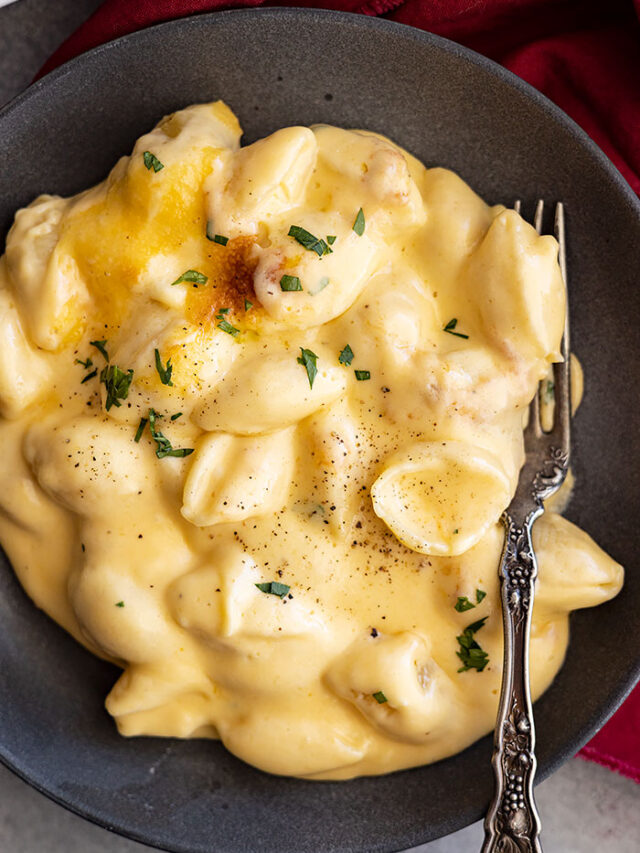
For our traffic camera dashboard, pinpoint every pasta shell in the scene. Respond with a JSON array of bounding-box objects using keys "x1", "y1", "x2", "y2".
[
  {"x1": 371, "y1": 440, "x2": 512, "y2": 556},
  {"x1": 182, "y1": 429, "x2": 294, "y2": 526},
  {"x1": 194, "y1": 347, "x2": 347, "y2": 434}
]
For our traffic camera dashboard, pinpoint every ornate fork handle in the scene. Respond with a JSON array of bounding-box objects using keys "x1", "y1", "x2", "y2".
[{"x1": 482, "y1": 508, "x2": 543, "y2": 853}]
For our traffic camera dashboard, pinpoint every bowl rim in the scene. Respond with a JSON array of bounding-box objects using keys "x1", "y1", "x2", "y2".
[{"x1": 1, "y1": 8, "x2": 639, "y2": 853}]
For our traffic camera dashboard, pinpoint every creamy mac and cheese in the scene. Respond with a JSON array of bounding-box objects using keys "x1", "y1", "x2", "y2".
[{"x1": 0, "y1": 102, "x2": 623, "y2": 779}]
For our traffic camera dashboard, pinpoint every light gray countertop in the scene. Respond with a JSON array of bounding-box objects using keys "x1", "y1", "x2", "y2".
[{"x1": 0, "y1": 2, "x2": 638, "y2": 851}]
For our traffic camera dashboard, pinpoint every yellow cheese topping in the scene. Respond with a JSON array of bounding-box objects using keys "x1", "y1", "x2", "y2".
[{"x1": 0, "y1": 102, "x2": 623, "y2": 779}]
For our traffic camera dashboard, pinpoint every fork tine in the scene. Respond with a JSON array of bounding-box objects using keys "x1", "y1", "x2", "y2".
[
  {"x1": 524, "y1": 385, "x2": 542, "y2": 440},
  {"x1": 533, "y1": 199, "x2": 544, "y2": 234},
  {"x1": 514, "y1": 199, "x2": 521, "y2": 214},
  {"x1": 555, "y1": 202, "x2": 570, "y2": 360},
  {"x1": 523, "y1": 199, "x2": 547, "y2": 440},
  {"x1": 552, "y1": 202, "x2": 571, "y2": 448}
]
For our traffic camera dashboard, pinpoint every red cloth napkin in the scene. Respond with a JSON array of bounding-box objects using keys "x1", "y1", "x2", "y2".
[{"x1": 38, "y1": 0, "x2": 640, "y2": 782}]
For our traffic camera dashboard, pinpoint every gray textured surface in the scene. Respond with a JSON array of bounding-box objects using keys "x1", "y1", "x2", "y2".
[
  {"x1": 1, "y1": 756, "x2": 639, "y2": 853},
  {"x1": 0, "y1": 3, "x2": 638, "y2": 853},
  {"x1": 0, "y1": 0, "x2": 103, "y2": 107}
]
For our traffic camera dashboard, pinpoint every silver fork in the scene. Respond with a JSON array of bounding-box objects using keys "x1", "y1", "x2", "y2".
[{"x1": 482, "y1": 201, "x2": 571, "y2": 853}]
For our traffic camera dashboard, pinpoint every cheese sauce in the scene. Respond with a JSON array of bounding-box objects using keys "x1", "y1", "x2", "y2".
[{"x1": 0, "y1": 102, "x2": 623, "y2": 779}]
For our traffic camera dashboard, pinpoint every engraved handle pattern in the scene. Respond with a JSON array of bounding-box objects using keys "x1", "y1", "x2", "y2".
[{"x1": 482, "y1": 511, "x2": 543, "y2": 853}]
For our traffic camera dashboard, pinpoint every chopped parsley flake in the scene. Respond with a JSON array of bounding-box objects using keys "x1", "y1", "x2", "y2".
[
  {"x1": 89, "y1": 339, "x2": 109, "y2": 361},
  {"x1": 456, "y1": 616, "x2": 489, "y2": 673},
  {"x1": 372, "y1": 691, "x2": 388, "y2": 704},
  {"x1": 115, "y1": 601, "x2": 125, "y2": 608},
  {"x1": 100, "y1": 364, "x2": 134, "y2": 411},
  {"x1": 255, "y1": 581, "x2": 290, "y2": 598},
  {"x1": 280, "y1": 274, "x2": 302, "y2": 292},
  {"x1": 288, "y1": 225, "x2": 332, "y2": 257},
  {"x1": 545, "y1": 379, "x2": 555, "y2": 401},
  {"x1": 170, "y1": 412, "x2": 183, "y2": 421},
  {"x1": 154, "y1": 348, "x2": 173, "y2": 386},
  {"x1": 148, "y1": 408, "x2": 194, "y2": 459},
  {"x1": 354, "y1": 369, "x2": 371, "y2": 381},
  {"x1": 171, "y1": 269, "x2": 208, "y2": 286},
  {"x1": 443, "y1": 318, "x2": 469, "y2": 339},
  {"x1": 454, "y1": 588, "x2": 487, "y2": 613},
  {"x1": 143, "y1": 151, "x2": 164, "y2": 172},
  {"x1": 215, "y1": 308, "x2": 239, "y2": 337},
  {"x1": 297, "y1": 347, "x2": 318, "y2": 389},
  {"x1": 77, "y1": 353, "x2": 97, "y2": 384},
  {"x1": 217, "y1": 319, "x2": 240, "y2": 338},
  {"x1": 326, "y1": 235, "x2": 337, "y2": 245},
  {"x1": 134, "y1": 417, "x2": 147, "y2": 443},
  {"x1": 353, "y1": 208, "x2": 365, "y2": 236},
  {"x1": 339, "y1": 344, "x2": 354, "y2": 366},
  {"x1": 205, "y1": 221, "x2": 228, "y2": 244},
  {"x1": 81, "y1": 369, "x2": 98, "y2": 384},
  {"x1": 244, "y1": 298, "x2": 253, "y2": 312}
]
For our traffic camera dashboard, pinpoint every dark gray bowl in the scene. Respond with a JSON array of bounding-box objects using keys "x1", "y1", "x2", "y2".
[{"x1": 0, "y1": 9, "x2": 639, "y2": 853}]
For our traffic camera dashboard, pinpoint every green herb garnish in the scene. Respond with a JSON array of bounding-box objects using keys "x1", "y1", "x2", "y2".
[
  {"x1": 154, "y1": 348, "x2": 173, "y2": 386},
  {"x1": 215, "y1": 308, "x2": 240, "y2": 337},
  {"x1": 280, "y1": 274, "x2": 303, "y2": 292},
  {"x1": 454, "y1": 588, "x2": 487, "y2": 613},
  {"x1": 148, "y1": 408, "x2": 194, "y2": 459},
  {"x1": 456, "y1": 616, "x2": 489, "y2": 673},
  {"x1": 81, "y1": 369, "x2": 98, "y2": 384},
  {"x1": 454, "y1": 596, "x2": 476, "y2": 613},
  {"x1": 288, "y1": 225, "x2": 332, "y2": 257},
  {"x1": 205, "y1": 221, "x2": 228, "y2": 245},
  {"x1": 255, "y1": 581, "x2": 290, "y2": 598},
  {"x1": 372, "y1": 691, "x2": 388, "y2": 704},
  {"x1": 171, "y1": 269, "x2": 208, "y2": 286},
  {"x1": 77, "y1": 354, "x2": 97, "y2": 383},
  {"x1": 443, "y1": 318, "x2": 469, "y2": 339},
  {"x1": 353, "y1": 208, "x2": 365, "y2": 236},
  {"x1": 297, "y1": 347, "x2": 318, "y2": 389},
  {"x1": 170, "y1": 412, "x2": 183, "y2": 421},
  {"x1": 339, "y1": 344, "x2": 354, "y2": 366},
  {"x1": 134, "y1": 417, "x2": 147, "y2": 443},
  {"x1": 545, "y1": 379, "x2": 555, "y2": 401},
  {"x1": 90, "y1": 339, "x2": 109, "y2": 361},
  {"x1": 354, "y1": 369, "x2": 371, "y2": 381},
  {"x1": 143, "y1": 151, "x2": 164, "y2": 172},
  {"x1": 244, "y1": 298, "x2": 253, "y2": 312},
  {"x1": 115, "y1": 601, "x2": 125, "y2": 608},
  {"x1": 326, "y1": 235, "x2": 337, "y2": 245},
  {"x1": 100, "y1": 364, "x2": 134, "y2": 411},
  {"x1": 217, "y1": 319, "x2": 240, "y2": 338}
]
